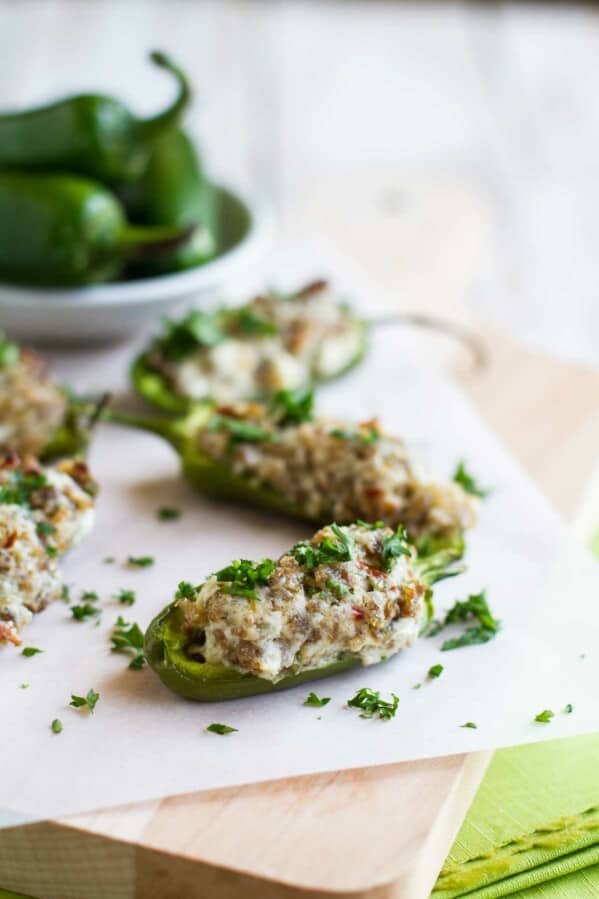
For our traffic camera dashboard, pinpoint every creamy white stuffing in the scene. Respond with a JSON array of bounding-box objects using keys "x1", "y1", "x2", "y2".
[
  {"x1": 146, "y1": 280, "x2": 364, "y2": 403},
  {"x1": 0, "y1": 455, "x2": 97, "y2": 644},
  {"x1": 176, "y1": 523, "x2": 428, "y2": 682},
  {"x1": 0, "y1": 344, "x2": 67, "y2": 456},
  {"x1": 198, "y1": 402, "x2": 477, "y2": 543}
]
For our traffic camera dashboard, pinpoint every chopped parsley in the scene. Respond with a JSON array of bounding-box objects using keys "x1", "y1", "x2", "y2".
[
  {"x1": 234, "y1": 306, "x2": 278, "y2": 337},
  {"x1": 427, "y1": 591, "x2": 500, "y2": 652},
  {"x1": 103, "y1": 556, "x2": 115, "y2": 564},
  {"x1": 116, "y1": 588, "x2": 136, "y2": 607},
  {"x1": 304, "y1": 692, "x2": 331, "y2": 708},
  {"x1": 157, "y1": 507, "x2": 181, "y2": 521},
  {"x1": 330, "y1": 426, "x2": 379, "y2": 445},
  {"x1": 270, "y1": 388, "x2": 314, "y2": 426},
  {"x1": 453, "y1": 461, "x2": 489, "y2": 498},
  {"x1": 347, "y1": 687, "x2": 399, "y2": 721},
  {"x1": 381, "y1": 525, "x2": 411, "y2": 571},
  {"x1": 293, "y1": 524, "x2": 353, "y2": 569},
  {"x1": 564, "y1": 704, "x2": 574, "y2": 714},
  {"x1": 70, "y1": 689, "x2": 100, "y2": 714},
  {"x1": 534, "y1": 709, "x2": 554, "y2": 724},
  {"x1": 111, "y1": 617, "x2": 145, "y2": 670},
  {"x1": 460, "y1": 722, "x2": 477, "y2": 729},
  {"x1": 159, "y1": 309, "x2": 224, "y2": 360},
  {"x1": 45, "y1": 544, "x2": 58, "y2": 558},
  {"x1": 70, "y1": 602, "x2": 101, "y2": 622},
  {"x1": 51, "y1": 718, "x2": 63, "y2": 734},
  {"x1": 19, "y1": 683, "x2": 29, "y2": 689},
  {"x1": 80, "y1": 590, "x2": 100, "y2": 603},
  {"x1": 427, "y1": 664, "x2": 443, "y2": 679},
  {"x1": 325, "y1": 579, "x2": 348, "y2": 598},
  {"x1": 215, "y1": 558, "x2": 275, "y2": 601},
  {"x1": 127, "y1": 555, "x2": 155, "y2": 568},
  {"x1": 207, "y1": 415, "x2": 275, "y2": 444},
  {"x1": 175, "y1": 581, "x2": 196, "y2": 600},
  {"x1": 0, "y1": 469, "x2": 47, "y2": 508},
  {"x1": 206, "y1": 723, "x2": 237, "y2": 735},
  {"x1": 36, "y1": 522, "x2": 56, "y2": 537},
  {"x1": 21, "y1": 646, "x2": 43, "y2": 657},
  {"x1": 61, "y1": 584, "x2": 71, "y2": 603}
]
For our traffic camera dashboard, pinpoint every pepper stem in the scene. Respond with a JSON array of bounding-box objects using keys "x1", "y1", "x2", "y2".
[
  {"x1": 136, "y1": 51, "x2": 191, "y2": 143},
  {"x1": 102, "y1": 404, "x2": 212, "y2": 452},
  {"x1": 118, "y1": 223, "x2": 195, "y2": 261}
]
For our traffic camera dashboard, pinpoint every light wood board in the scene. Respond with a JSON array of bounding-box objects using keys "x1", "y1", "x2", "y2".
[{"x1": 2, "y1": 327, "x2": 598, "y2": 899}]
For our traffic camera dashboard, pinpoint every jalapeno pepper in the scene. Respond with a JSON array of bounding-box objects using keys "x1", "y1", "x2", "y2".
[
  {"x1": 0, "y1": 172, "x2": 194, "y2": 286},
  {"x1": 40, "y1": 392, "x2": 108, "y2": 462},
  {"x1": 0, "y1": 51, "x2": 190, "y2": 183},
  {"x1": 131, "y1": 282, "x2": 368, "y2": 413},
  {"x1": 105, "y1": 398, "x2": 472, "y2": 558},
  {"x1": 144, "y1": 526, "x2": 464, "y2": 702},
  {"x1": 121, "y1": 128, "x2": 218, "y2": 275}
]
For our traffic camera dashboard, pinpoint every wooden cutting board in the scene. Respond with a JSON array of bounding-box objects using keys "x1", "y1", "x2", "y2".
[{"x1": 2, "y1": 326, "x2": 598, "y2": 899}]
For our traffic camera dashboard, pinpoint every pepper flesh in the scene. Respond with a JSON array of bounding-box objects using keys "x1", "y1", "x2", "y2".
[
  {"x1": 0, "y1": 51, "x2": 190, "y2": 183},
  {"x1": 105, "y1": 403, "x2": 471, "y2": 556},
  {"x1": 0, "y1": 172, "x2": 194, "y2": 286},
  {"x1": 144, "y1": 535, "x2": 462, "y2": 702},
  {"x1": 121, "y1": 128, "x2": 218, "y2": 275}
]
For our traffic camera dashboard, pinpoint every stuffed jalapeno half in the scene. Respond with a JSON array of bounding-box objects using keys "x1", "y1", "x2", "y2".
[
  {"x1": 108, "y1": 390, "x2": 477, "y2": 554},
  {"x1": 145, "y1": 522, "x2": 463, "y2": 701},
  {"x1": 132, "y1": 279, "x2": 367, "y2": 412},
  {"x1": 0, "y1": 333, "x2": 104, "y2": 461},
  {"x1": 0, "y1": 453, "x2": 97, "y2": 645}
]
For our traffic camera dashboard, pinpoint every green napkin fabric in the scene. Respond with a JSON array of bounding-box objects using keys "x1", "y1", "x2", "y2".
[{"x1": 432, "y1": 733, "x2": 599, "y2": 898}]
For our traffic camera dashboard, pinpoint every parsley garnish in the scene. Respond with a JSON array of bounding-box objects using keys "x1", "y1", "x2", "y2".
[
  {"x1": 270, "y1": 388, "x2": 314, "y2": 425},
  {"x1": 80, "y1": 590, "x2": 100, "y2": 603},
  {"x1": 453, "y1": 461, "x2": 489, "y2": 498},
  {"x1": 61, "y1": 584, "x2": 71, "y2": 603},
  {"x1": 381, "y1": 525, "x2": 411, "y2": 571},
  {"x1": 51, "y1": 718, "x2": 63, "y2": 734},
  {"x1": 103, "y1": 556, "x2": 115, "y2": 564},
  {"x1": 71, "y1": 602, "x2": 100, "y2": 621},
  {"x1": 111, "y1": 617, "x2": 145, "y2": 670},
  {"x1": 116, "y1": 588, "x2": 136, "y2": 607},
  {"x1": 36, "y1": 522, "x2": 56, "y2": 537},
  {"x1": 45, "y1": 544, "x2": 58, "y2": 558},
  {"x1": 325, "y1": 579, "x2": 348, "y2": 598},
  {"x1": 158, "y1": 507, "x2": 181, "y2": 521},
  {"x1": 127, "y1": 555, "x2": 155, "y2": 568},
  {"x1": 347, "y1": 688, "x2": 399, "y2": 721},
  {"x1": 207, "y1": 415, "x2": 275, "y2": 444},
  {"x1": 160, "y1": 309, "x2": 224, "y2": 360},
  {"x1": 428, "y1": 664, "x2": 443, "y2": 679},
  {"x1": 234, "y1": 306, "x2": 278, "y2": 337},
  {"x1": 460, "y1": 722, "x2": 477, "y2": 729},
  {"x1": 428, "y1": 591, "x2": 500, "y2": 652},
  {"x1": 293, "y1": 524, "x2": 353, "y2": 569},
  {"x1": 175, "y1": 581, "x2": 196, "y2": 600},
  {"x1": 0, "y1": 469, "x2": 47, "y2": 508},
  {"x1": 304, "y1": 692, "x2": 331, "y2": 708},
  {"x1": 330, "y1": 426, "x2": 379, "y2": 445},
  {"x1": 20, "y1": 683, "x2": 29, "y2": 689},
  {"x1": 70, "y1": 689, "x2": 100, "y2": 714},
  {"x1": 564, "y1": 704, "x2": 574, "y2": 714},
  {"x1": 423, "y1": 620, "x2": 443, "y2": 637},
  {"x1": 21, "y1": 646, "x2": 43, "y2": 657},
  {"x1": 534, "y1": 709, "x2": 554, "y2": 724},
  {"x1": 206, "y1": 723, "x2": 237, "y2": 735},
  {"x1": 215, "y1": 558, "x2": 275, "y2": 601}
]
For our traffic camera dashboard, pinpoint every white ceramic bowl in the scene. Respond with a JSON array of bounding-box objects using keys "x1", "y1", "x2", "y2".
[{"x1": 0, "y1": 185, "x2": 272, "y2": 342}]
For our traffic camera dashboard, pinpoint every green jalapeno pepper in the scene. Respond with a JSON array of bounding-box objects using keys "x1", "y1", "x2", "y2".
[
  {"x1": 0, "y1": 51, "x2": 190, "y2": 183},
  {"x1": 144, "y1": 527, "x2": 464, "y2": 702},
  {"x1": 121, "y1": 128, "x2": 218, "y2": 275},
  {"x1": 131, "y1": 282, "x2": 368, "y2": 413},
  {"x1": 0, "y1": 172, "x2": 194, "y2": 286},
  {"x1": 105, "y1": 397, "x2": 471, "y2": 559},
  {"x1": 40, "y1": 392, "x2": 108, "y2": 462}
]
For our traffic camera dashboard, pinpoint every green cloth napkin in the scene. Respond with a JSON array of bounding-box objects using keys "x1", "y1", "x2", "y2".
[{"x1": 432, "y1": 733, "x2": 599, "y2": 897}]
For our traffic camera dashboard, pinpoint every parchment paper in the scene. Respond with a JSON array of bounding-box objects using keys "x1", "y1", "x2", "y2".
[{"x1": 2, "y1": 246, "x2": 598, "y2": 827}]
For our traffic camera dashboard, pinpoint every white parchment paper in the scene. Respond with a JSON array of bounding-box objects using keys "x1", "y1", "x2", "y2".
[{"x1": 2, "y1": 248, "x2": 598, "y2": 827}]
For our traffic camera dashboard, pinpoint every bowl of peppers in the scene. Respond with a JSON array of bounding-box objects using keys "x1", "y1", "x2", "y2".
[{"x1": 0, "y1": 50, "x2": 272, "y2": 341}]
